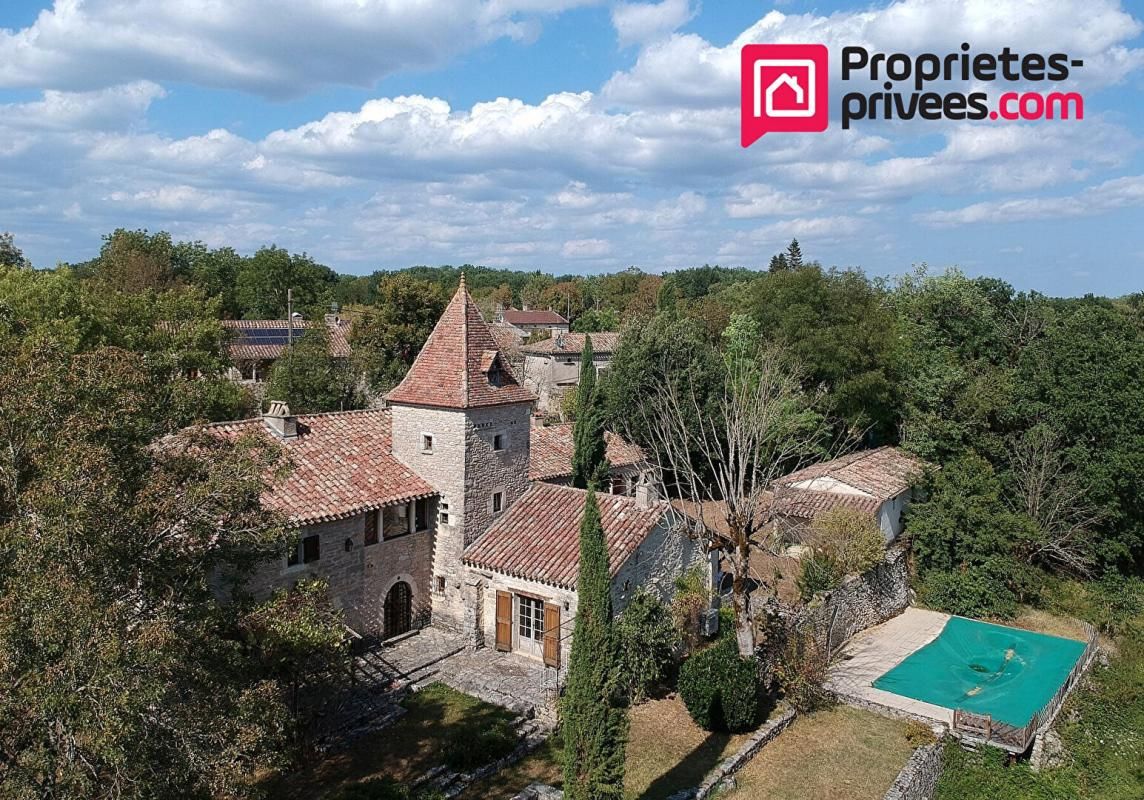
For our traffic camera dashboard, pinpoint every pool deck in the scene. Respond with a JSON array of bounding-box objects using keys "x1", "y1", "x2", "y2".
[{"x1": 826, "y1": 607, "x2": 955, "y2": 726}]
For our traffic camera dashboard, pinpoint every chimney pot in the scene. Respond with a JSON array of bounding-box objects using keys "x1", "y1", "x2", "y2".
[{"x1": 264, "y1": 400, "x2": 298, "y2": 440}]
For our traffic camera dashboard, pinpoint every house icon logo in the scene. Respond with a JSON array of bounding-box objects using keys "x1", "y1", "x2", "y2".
[{"x1": 741, "y1": 44, "x2": 829, "y2": 146}]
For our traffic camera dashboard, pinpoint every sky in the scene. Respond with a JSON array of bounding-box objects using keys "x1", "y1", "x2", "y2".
[{"x1": 1, "y1": 0, "x2": 1143, "y2": 296}]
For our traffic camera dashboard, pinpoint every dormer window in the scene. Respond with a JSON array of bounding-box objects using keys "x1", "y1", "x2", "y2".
[
  {"x1": 421, "y1": 433, "x2": 434, "y2": 454},
  {"x1": 488, "y1": 365, "x2": 504, "y2": 387}
]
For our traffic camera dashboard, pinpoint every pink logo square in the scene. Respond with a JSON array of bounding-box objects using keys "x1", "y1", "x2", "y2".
[{"x1": 741, "y1": 44, "x2": 829, "y2": 147}]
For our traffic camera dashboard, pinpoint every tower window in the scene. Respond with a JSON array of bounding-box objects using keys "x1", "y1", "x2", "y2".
[
  {"x1": 421, "y1": 433, "x2": 434, "y2": 454},
  {"x1": 493, "y1": 432, "x2": 506, "y2": 451},
  {"x1": 436, "y1": 576, "x2": 446, "y2": 594},
  {"x1": 439, "y1": 500, "x2": 450, "y2": 526},
  {"x1": 492, "y1": 491, "x2": 504, "y2": 514}
]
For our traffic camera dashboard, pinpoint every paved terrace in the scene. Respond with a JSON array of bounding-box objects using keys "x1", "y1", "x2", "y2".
[
  {"x1": 358, "y1": 627, "x2": 559, "y2": 720},
  {"x1": 826, "y1": 607, "x2": 954, "y2": 726}
]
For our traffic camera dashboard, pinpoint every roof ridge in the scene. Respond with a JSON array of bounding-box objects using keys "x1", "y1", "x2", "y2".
[{"x1": 460, "y1": 276, "x2": 470, "y2": 406}]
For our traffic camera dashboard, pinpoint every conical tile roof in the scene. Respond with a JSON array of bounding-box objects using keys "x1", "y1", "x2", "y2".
[{"x1": 385, "y1": 276, "x2": 536, "y2": 409}]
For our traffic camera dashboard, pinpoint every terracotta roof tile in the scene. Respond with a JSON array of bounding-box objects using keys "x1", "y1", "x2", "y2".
[
  {"x1": 205, "y1": 409, "x2": 433, "y2": 525},
  {"x1": 771, "y1": 489, "x2": 881, "y2": 520},
  {"x1": 521, "y1": 332, "x2": 621, "y2": 355},
  {"x1": 529, "y1": 423, "x2": 645, "y2": 481},
  {"x1": 499, "y1": 309, "x2": 569, "y2": 325},
  {"x1": 385, "y1": 279, "x2": 536, "y2": 409},
  {"x1": 774, "y1": 447, "x2": 929, "y2": 501},
  {"x1": 463, "y1": 483, "x2": 668, "y2": 590}
]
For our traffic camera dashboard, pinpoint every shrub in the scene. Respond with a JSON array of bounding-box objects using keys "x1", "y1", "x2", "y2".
[
  {"x1": 918, "y1": 566, "x2": 1017, "y2": 620},
  {"x1": 616, "y1": 590, "x2": 680, "y2": 702},
  {"x1": 811, "y1": 508, "x2": 886, "y2": 576},
  {"x1": 677, "y1": 638, "x2": 761, "y2": 732},
  {"x1": 904, "y1": 719, "x2": 938, "y2": 747},
  {"x1": 796, "y1": 549, "x2": 843, "y2": 602},
  {"x1": 773, "y1": 628, "x2": 833, "y2": 713},
  {"x1": 672, "y1": 566, "x2": 712, "y2": 652}
]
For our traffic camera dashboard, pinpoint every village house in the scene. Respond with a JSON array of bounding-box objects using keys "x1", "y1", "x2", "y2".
[
  {"x1": 771, "y1": 446, "x2": 929, "y2": 543},
  {"x1": 205, "y1": 279, "x2": 711, "y2": 671},
  {"x1": 494, "y1": 308, "x2": 570, "y2": 341},
  {"x1": 520, "y1": 331, "x2": 621, "y2": 415},
  {"x1": 222, "y1": 314, "x2": 352, "y2": 383}
]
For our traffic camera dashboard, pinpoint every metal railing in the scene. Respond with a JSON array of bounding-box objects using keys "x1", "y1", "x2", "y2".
[{"x1": 952, "y1": 621, "x2": 1098, "y2": 752}]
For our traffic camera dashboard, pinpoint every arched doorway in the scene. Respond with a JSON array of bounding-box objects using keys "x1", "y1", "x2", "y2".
[{"x1": 384, "y1": 581, "x2": 413, "y2": 639}]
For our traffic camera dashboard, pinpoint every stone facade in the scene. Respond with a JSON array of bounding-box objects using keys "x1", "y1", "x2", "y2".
[
  {"x1": 242, "y1": 504, "x2": 435, "y2": 637},
  {"x1": 389, "y1": 400, "x2": 533, "y2": 631}
]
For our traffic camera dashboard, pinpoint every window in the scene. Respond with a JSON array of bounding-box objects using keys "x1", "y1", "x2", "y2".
[
  {"x1": 421, "y1": 433, "x2": 434, "y2": 454},
  {"x1": 436, "y1": 576, "x2": 446, "y2": 594},
  {"x1": 414, "y1": 497, "x2": 429, "y2": 532},
  {"x1": 492, "y1": 491, "x2": 504, "y2": 515},
  {"x1": 517, "y1": 595, "x2": 544, "y2": 642},
  {"x1": 493, "y1": 432, "x2": 506, "y2": 451},
  {"x1": 438, "y1": 501, "x2": 450, "y2": 526},
  {"x1": 303, "y1": 534, "x2": 320, "y2": 563},
  {"x1": 610, "y1": 474, "x2": 628, "y2": 496},
  {"x1": 364, "y1": 510, "x2": 379, "y2": 546},
  {"x1": 288, "y1": 533, "x2": 321, "y2": 567}
]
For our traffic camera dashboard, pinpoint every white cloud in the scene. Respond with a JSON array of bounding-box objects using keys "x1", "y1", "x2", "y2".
[
  {"x1": 562, "y1": 238, "x2": 612, "y2": 257},
  {"x1": 916, "y1": 174, "x2": 1144, "y2": 226},
  {"x1": 0, "y1": 0, "x2": 602, "y2": 97},
  {"x1": 611, "y1": 0, "x2": 695, "y2": 46}
]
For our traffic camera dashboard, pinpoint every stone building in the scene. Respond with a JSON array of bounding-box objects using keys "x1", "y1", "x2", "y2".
[
  {"x1": 205, "y1": 279, "x2": 710, "y2": 667},
  {"x1": 519, "y1": 331, "x2": 621, "y2": 414},
  {"x1": 222, "y1": 315, "x2": 352, "y2": 383},
  {"x1": 494, "y1": 308, "x2": 570, "y2": 341}
]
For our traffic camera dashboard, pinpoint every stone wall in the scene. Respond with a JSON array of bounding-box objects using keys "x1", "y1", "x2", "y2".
[
  {"x1": 882, "y1": 743, "x2": 944, "y2": 800},
  {"x1": 241, "y1": 508, "x2": 436, "y2": 637},
  {"x1": 797, "y1": 544, "x2": 910, "y2": 656},
  {"x1": 611, "y1": 517, "x2": 713, "y2": 612}
]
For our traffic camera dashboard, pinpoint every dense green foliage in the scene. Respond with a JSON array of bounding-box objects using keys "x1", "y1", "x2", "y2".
[
  {"x1": 677, "y1": 637, "x2": 761, "y2": 732},
  {"x1": 615, "y1": 590, "x2": 680, "y2": 703},
  {"x1": 266, "y1": 323, "x2": 360, "y2": 413},
  {"x1": 0, "y1": 337, "x2": 347, "y2": 798},
  {"x1": 561, "y1": 490, "x2": 627, "y2": 800}
]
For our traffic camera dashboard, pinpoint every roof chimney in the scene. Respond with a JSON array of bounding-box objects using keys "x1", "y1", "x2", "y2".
[{"x1": 264, "y1": 400, "x2": 298, "y2": 440}]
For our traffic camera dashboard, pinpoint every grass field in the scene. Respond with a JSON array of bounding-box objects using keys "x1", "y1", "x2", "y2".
[{"x1": 722, "y1": 706, "x2": 916, "y2": 800}]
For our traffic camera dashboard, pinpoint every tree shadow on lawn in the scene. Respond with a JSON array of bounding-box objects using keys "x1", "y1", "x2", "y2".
[
  {"x1": 269, "y1": 683, "x2": 519, "y2": 800},
  {"x1": 636, "y1": 731, "x2": 733, "y2": 800}
]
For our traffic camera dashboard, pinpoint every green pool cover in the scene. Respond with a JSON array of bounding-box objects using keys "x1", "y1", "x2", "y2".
[{"x1": 872, "y1": 616, "x2": 1086, "y2": 727}]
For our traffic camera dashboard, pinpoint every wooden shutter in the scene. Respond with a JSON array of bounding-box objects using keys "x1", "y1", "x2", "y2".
[
  {"x1": 542, "y1": 603, "x2": 561, "y2": 668},
  {"x1": 495, "y1": 591, "x2": 513, "y2": 652}
]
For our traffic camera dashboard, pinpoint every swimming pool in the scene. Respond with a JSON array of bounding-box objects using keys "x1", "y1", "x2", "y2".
[{"x1": 871, "y1": 616, "x2": 1086, "y2": 727}]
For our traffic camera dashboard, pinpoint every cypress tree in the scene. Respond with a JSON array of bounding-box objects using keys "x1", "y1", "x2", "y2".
[
  {"x1": 562, "y1": 489, "x2": 628, "y2": 800},
  {"x1": 571, "y1": 335, "x2": 609, "y2": 488}
]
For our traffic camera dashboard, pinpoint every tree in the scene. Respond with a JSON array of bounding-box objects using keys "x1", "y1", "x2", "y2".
[
  {"x1": 768, "y1": 253, "x2": 789, "y2": 272},
  {"x1": 637, "y1": 315, "x2": 829, "y2": 656},
  {"x1": 0, "y1": 231, "x2": 30, "y2": 268},
  {"x1": 562, "y1": 489, "x2": 627, "y2": 800},
  {"x1": 234, "y1": 246, "x2": 337, "y2": 319},
  {"x1": 266, "y1": 324, "x2": 359, "y2": 413},
  {"x1": 571, "y1": 335, "x2": 609, "y2": 489},
  {"x1": 348, "y1": 275, "x2": 448, "y2": 394},
  {"x1": 0, "y1": 341, "x2": 345, "y2": 799},
  {"x1": 92, "y1": 228, "x2": 175, "y2": 292},
  {"x1": 786, "y1": 238, "x2": 804, "y2": 269}
]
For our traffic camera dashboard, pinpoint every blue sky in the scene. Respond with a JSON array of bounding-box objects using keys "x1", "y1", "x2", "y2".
[{"x1": 1, "y1": 0, "x2": 1142, "y2": 296}]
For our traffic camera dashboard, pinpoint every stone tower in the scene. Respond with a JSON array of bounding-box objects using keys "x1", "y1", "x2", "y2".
[{"x1": 386, "y1": 276, "x2": 536, "y2": 631}]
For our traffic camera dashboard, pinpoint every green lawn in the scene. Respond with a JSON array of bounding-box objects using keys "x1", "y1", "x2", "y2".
[
  {"x1": 271, "y1": 683, "x2": 519, "y2": 800},
  {"x1": 721, "y1": 706, "x2": 916, "y2": 800}
]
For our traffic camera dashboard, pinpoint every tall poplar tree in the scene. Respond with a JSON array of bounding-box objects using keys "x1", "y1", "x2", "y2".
[
  {"x1": 571, "y1": 335, "x2": 609, "y2": 488},
  {"x1": 561, "y1": 489, "x2": 627, "y2": 800}
]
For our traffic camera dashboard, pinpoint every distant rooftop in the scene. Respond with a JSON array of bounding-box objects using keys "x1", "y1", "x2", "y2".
[
  {"x1": 223, "y1": 318, "x2": 351, "y2": 361},
  {"x1": 529, "y1": 422, "x2": 644, "y2": 481},
  {"x1": 499, "y1": 308, "x2": 569, "y2": 326},
  {"x1": 521, "y1": 331, "x2": 621, "y2": 355},
  {"x1": 774, "y1": 446, "x2": 929, "y2": 502}
]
